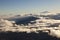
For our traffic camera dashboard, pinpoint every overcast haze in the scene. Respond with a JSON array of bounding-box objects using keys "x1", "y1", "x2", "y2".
[{"x1": 0, "y1": 0, "x2": 60, "y2": 15}]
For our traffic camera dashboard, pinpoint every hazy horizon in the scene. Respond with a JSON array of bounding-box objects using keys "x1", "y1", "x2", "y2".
[{"x1": 0, "y1": 0, "x2": 60, "y2": 15}]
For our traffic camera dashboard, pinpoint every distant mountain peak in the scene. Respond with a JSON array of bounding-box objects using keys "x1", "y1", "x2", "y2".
[{"x1": 40, "y1": 11, "x2": 50, "y2": 13}]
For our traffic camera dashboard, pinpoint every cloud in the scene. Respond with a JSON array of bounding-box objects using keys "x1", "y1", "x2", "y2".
[
  {"x1": 0, "y1": 19, "x2": 15, "y2": 27},
  {"x1": 40, "y1": 11, "x2": 50, "y2": 13},
  {"x1": 50, "y1": 29, "x2": 60, "y2": 38},
  {"x1": 0, "y1": 14, "x2": 60, "y2": 39}
]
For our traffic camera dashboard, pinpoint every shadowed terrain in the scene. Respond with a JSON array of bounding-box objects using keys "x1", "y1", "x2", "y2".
[
  {"x1": 8, "y1": 16, "x2": 39, "y2": 25},
  {"x1": 0, "y1": 31, "x2": 60, "y2": 40}
]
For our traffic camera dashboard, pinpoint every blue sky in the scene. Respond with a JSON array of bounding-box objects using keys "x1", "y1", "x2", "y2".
[{"x1": 0, "y1": 0, "x2": 60, "y2": 15}]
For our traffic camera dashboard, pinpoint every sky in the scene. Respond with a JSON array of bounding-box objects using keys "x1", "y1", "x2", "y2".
[{"x1": 0, "y1": 0, "x2": 60, "y2": 15}]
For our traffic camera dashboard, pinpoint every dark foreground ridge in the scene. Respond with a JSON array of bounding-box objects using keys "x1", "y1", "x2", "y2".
[{"x1": 0, "y1": 31, "x2": 60, "y2": 40}]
